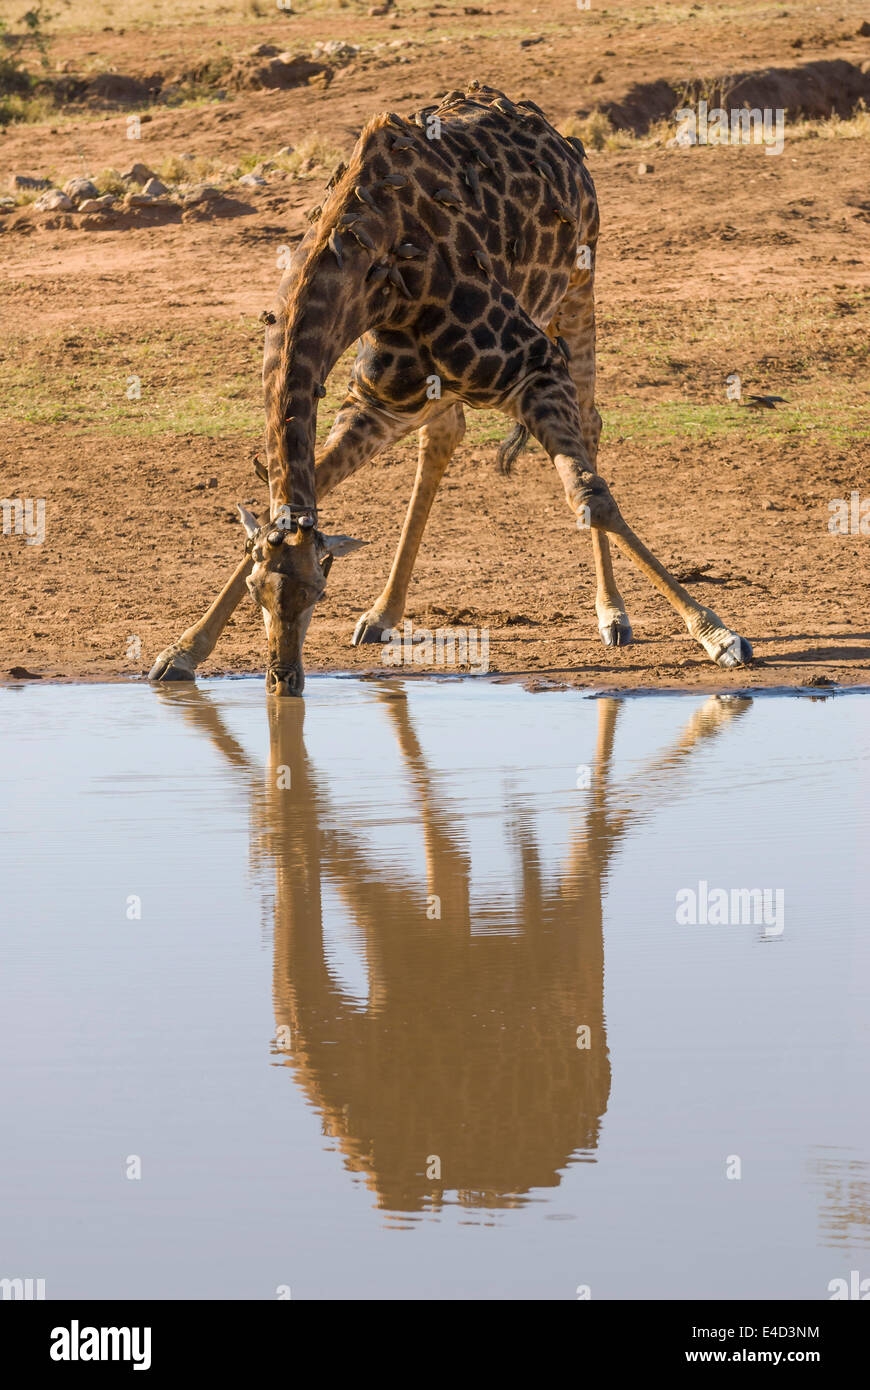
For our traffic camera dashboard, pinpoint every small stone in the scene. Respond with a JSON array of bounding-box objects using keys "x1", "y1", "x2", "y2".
[
  {"x1": 142, "y1": 176, "x2": 169, "y2": 196},
  {"x1": 858, "y1": 20, "x2": 870, "y2": 35},
  {"x1": 121, "y1": 161, "x2": 158, "y2": 185},
  {"x1": 34, "y1": 189, "x2": 74, "y2": 211},
  {"x1": 126, "y1": 191, "x2": 155, "y2": 206},
  {"x1": 183, "y1": 185, "x2": 222, "y2": 206},
  {"x1": 62, "y1": 176, "x2": 99, "y2": 202},
  {"x1": 590, "y1": 70, "x2": 604, "y2": 83},
  {"x1": 239, "y1": 172, "x2": 267, "y2": 187},
  {"x1": 637, "y1": 161, "x2": 654, "y2": 175},
  {"x1": 275, "y1": 145, "x2": 294, "y2": 157},
  {"x1": 207, "y1": 477, "x2": 218, "y2": 489},
  {"x1": 312, "y1": 40, "x2": 359, "y2": 61},
  {"x1": 78, "y1": 197, "x2": 115, "y2": 213}
]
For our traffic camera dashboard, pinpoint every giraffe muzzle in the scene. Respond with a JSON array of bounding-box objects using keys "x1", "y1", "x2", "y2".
[{"x1": 266, "y1": 662, "x2": 305, "y2": 698}]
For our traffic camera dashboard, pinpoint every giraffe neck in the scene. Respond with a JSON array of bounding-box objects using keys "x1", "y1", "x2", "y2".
[{"x1": 265, "y1": 224, "x2": 390, "y2": 518}]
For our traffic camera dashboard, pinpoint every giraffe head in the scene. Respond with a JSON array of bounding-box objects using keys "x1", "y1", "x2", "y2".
[{"x1": 239, "y1": 506, "x2": 365, "y2": 696}]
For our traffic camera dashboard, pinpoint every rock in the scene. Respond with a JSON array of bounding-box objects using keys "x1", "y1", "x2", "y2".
[
  {"x1": 311, "y1": 40, "x2": 359, "y2": 62},
  {"x1": 78, "y1": 196, "x2": 116, "y2": 213},
  {"x1": 34, "y1": 189, "x2": 74, "y2": 211},
  {"x1": 142, "y1": 176, "x2": 169, "y2": 196},
  {"x1": 238, "y1": 173, "x2": 266, "y2": 187},
  {"x1": 275, "y1": 145, "x2": 294, "y2": 158},
  {"x1": 10, "y1": 174, "x2": 50, "y2": 191},
  {"x1": 121, "y1": 162, "x2": 158, "y2": 186},
  {"x1": 858, "y1": 20, "x2": 870, "y2": 36},
  {"x1": 183, "y1": 185, "x2": 222, "y2": 206},
  {"x1": 637, "y1": 162, "x2": 654, "y2": 175},
  {"x1": 591, "y1": 70, "x2": 604, "y2": 84},
  {"x1": 8, "y1": 667, "x2": 42, "y2": 679},
  {"x1": 63, "y1": 176, "x2": 99, "y2": 202},
  {"x1": 0, "y1": 196, "x2": 15, "y2": 208},
  {"x1": 126, "y1": 191, "x2": 157, "y2": 206}
]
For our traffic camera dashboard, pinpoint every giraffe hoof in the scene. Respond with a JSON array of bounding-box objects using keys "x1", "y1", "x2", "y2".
[
  {"x1": 148, "y1": 646, "x2": 197, "y2": 682},
  {"x1": 599, "y1": 618, "x2": 633, "y2": 648},
  {"x1": 713, "y1": 634, "x2": 753, "y2": 668},
  {"x1": 351, "y1": 615, "x2": 388, "y2": 646}
]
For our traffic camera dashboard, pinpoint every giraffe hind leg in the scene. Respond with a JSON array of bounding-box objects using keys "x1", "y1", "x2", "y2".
[
  {"x1": 509, "y1": 363, "x2": 752, "y2": 669},
  {"x1": 548, "y1": 271, "x2": 632, "y2": 648}
]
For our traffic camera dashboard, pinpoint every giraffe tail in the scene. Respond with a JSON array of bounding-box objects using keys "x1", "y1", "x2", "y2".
[{"x1": 496, "y1": 424, "x2": 529, "y2": 475}]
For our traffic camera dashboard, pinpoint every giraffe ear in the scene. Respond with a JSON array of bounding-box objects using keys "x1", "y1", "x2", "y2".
[
  {"x1": 319, "y1": 533, "x2": 367, "y2": 558},
  {"x1": 237, "y1": 504, "x2": 260, "y2": 538}
]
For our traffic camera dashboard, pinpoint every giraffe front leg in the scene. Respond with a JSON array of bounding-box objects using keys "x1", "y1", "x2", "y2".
[
  {"x1": 149, "y1": 554, "x2": 254, "y2": 681},
  {"x1": 352, "y1": 403, "x2": 466, "y2": 646},
  {"x1": 150, "y1": 399, "x2": 405, "y2": 682},
  {"x1": 512, "y1": 371, "x2": 752, "y2": 670}
]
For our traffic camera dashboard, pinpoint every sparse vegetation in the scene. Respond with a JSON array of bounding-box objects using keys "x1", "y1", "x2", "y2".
[{"x1": 0, "y1": 6, "x2": 55, "y2": 125}]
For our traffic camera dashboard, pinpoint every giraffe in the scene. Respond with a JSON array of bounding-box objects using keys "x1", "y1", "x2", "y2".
[{"x1": 148, "y1": 83, "x2": 752, "y2": 695}]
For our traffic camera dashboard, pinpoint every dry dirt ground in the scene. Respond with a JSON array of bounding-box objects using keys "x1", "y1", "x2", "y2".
[{"x1": 1, "y1": 0, "x2": 869, "y2": 691}]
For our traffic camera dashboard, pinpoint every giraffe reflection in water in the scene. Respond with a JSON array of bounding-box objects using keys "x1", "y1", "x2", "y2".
[{"x1": 158, "y1": 685, "x2": 751, "y2": 1214}]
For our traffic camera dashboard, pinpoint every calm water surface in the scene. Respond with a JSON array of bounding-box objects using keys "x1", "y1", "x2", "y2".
[{"x1": 1, "y1": 679, "x2": 868, "y2": 1299}]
